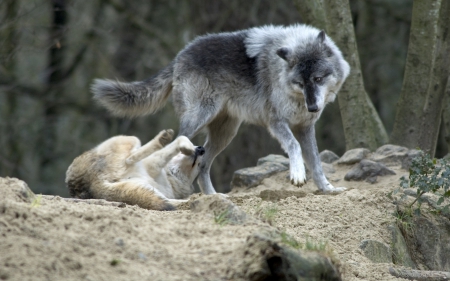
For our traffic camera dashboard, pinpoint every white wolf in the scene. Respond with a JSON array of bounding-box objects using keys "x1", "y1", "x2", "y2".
[
  {"x1": 66, "y1": 129, "x2": 205, "y2": 210},
  {"x1": 91, "y1": 24, "x2": 350, "y2": 194}
]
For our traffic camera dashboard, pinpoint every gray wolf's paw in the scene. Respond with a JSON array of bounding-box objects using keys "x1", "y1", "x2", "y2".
[
  {"x1": 322, "y1": 185, "x2": 346, "y2": 193},
  {"x1": 159, "y1": 129, "x2": 174, "y2": 146},
  {"x1": 290, "y1": 168, "x2": 307, "y2": 187},
  {"x1": 177, "y1": 136, "x2": 195, "y2": 155}
]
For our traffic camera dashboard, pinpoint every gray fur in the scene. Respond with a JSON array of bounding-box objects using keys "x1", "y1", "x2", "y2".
[{"x1": 92, "y1": 24, "x2": 350, "y2": 193}]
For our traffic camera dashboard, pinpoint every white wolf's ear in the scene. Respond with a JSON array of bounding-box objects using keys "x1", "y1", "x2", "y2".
[
  {"x1": 276, "y1": 47, "x2": 291, "y2": 62},
  {"x1": 317, "y1": 30, "x2": 326, "y2": 44}
]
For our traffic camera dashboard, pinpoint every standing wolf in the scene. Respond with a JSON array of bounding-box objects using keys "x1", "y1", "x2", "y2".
[{"x1": 92, "y1": 24, "x2": 350, "y2": 194}]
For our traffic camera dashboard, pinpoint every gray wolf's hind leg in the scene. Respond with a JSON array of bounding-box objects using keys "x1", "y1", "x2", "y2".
[
  {"x1": 297, "y1": 125, "x2": 346, "y2": 193},
  {"x1": 126, "y1": 129, "x2": 174, "y2": 165},
  {"x1": 197, "y1": 113, "x2": 241, "y2": 195}
]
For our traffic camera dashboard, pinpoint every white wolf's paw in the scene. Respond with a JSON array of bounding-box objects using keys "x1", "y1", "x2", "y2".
[
  {"x1": 177, "y1": 136, "x2": 195, "y2": 155},
  {"x1": 290, "y1": 169, "x2": 307, "y2": 187},
  {"x1": 158, "y1": 129, "x2": 174, "y2": 147}
]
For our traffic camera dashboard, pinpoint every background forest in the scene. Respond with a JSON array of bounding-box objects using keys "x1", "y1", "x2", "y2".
[{"x1": 1, "y1": 0, "x2": 449, "y2": 195}]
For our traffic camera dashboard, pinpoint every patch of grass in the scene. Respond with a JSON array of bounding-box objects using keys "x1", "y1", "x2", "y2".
[
  {"x1": 30, "y1": 194, "x2": 42, "y2": 208},
  {"x1": 280, "y1": 231, "x2": 302, "y2": 249},
  {"x1": 214, "y1": 210, "x2": 230, "y2": 226},
  {"x1": 393, "y1": 207, "x2": 415, "y2": 234},
  {"x1": 255, "y1": 203, "x2": 279, "y2": 225},
  {"x1": 110, "y1": 259, "x2": 121, "y2": 266},
  {"x1": 304, "y1": 237, "x2": 329, "y2": 253}
]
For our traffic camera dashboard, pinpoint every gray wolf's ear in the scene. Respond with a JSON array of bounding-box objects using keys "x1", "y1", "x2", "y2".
[
  {"x1": 276, "y1": 47, "x2": 291, "y2": 61},
  {"x1": 317, "y1": 30, "x2": 326, "y2": 43}
]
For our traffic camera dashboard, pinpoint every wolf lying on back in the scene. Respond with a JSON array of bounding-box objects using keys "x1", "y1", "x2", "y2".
[
  {"x1": 92, "y1": 24, "x2": 350, "y2": 194},
  {"x1": 65, "y1": 129, "x2": 205, "y2": 210}
]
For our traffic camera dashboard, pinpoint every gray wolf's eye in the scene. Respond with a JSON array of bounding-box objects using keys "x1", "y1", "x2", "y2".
[{"x1": 314, "y1": 77, "x2": 322, "y2": 83}]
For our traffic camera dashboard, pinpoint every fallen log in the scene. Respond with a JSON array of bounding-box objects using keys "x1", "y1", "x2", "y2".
[{"x1": 389, "y1": 267, "x2": 450, "y2": 281}]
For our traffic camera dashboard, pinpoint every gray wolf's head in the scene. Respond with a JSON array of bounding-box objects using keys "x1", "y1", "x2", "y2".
[{"x1": 277, "y1": 31, "x2": 350, "y2": 112}]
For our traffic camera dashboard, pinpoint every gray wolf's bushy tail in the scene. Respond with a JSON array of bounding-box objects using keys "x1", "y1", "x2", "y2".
[{"x1": 91, "y1": 62, "x2": 174, "y2": 117}]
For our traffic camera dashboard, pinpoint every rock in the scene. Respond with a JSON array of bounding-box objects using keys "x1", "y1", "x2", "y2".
[
  {"x1": 370, "y1": 144, "x2": 420, "y2": 168},
  {"x1": 337, "y1": 148, "x2": 370, "y2": 165},
  {"x1": 0, "y1": 177, "x2": 36, "y2": 203},
  {"x1": 225, "y1": 233, "x2": 342, "y2": 281},
  {"x1": 257, "y1": 154, "x2": 289, "y2": 167},
  {"x1": 190, "y1": 194, "x2": 248, "y2": 224},
  {"x1": 409, "y1": 213, "x2": 450, "y2": 270},
  {"x1": 359, "y1": 240, "x2": 392, "y2": 263},
  {"x1": 388, "y1": 224, "x2": 415, "y2": 268},
  {"x1": 231, "y1": 162, "x2": 288, "y2": 189},
  {"x1": 320, "y1": 150, "x2": 340, "y2": 164},
  {"x1": 401, "y1": 149, "x2": 422, "y2": 170},
  {"x1": 258, "y1": 189, "x2": 307, "y2": 202},
  {"x1": 344, "y1": 160, "x2": 396, "y2": 183}
]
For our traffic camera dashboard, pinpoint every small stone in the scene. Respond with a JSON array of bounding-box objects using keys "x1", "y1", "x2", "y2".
[
  {"x1": 231, "y1": 162, "x2": 287, "y2": 189},
  {"x1": 257, "y1": 154, "x2": 289, "y2": 167},
  {"x1": 320, "y1": 150, "x2": 340, "y2": 164},
  {"x1": 337, "y1": 148, "x2": 370, "y2": 165}
]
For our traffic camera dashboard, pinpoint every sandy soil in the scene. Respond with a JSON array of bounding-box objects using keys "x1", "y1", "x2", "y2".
[{"x1": 0, "y1": 162, "x2": 411, "y2": 281}]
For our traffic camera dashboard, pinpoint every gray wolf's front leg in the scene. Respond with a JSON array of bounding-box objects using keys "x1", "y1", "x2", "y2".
[
  {"x1": 268, "y1": 120, "x2": 306, "y2": 186},
  {"x1": 298, "y1": 125, "x2": 346, "y2": 193}
]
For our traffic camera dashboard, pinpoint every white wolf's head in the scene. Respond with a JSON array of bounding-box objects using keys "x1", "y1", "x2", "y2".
[{"x1": 167, "y1": 146, "x2": 205, "y2": 183}]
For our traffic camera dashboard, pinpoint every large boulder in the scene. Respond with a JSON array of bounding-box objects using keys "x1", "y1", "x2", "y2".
[
  {"x1": 359, "y1": 239, "x2": 392, "y2": 263},
  {"x1": 370, "y1": 144, "x2": 421, "y2": 169},
  {"x1": 225, "y1": 233, "x2": 342, "y2": 281},
  {"x1": 344, "y1": 160, "x2": 396, "y2": 183},
  {"x1": 388, "y1": 224, "x2": 415, "y2": 268}
]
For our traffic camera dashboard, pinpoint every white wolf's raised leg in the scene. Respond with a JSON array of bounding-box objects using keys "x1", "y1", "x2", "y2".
[
  {"x1": 297, "y1": 125, "x2": 346, "y2": 193},
  {"x1": 268, "y1": 120, "x2": 306, "y2": 186},
  {"x1": 197, "y1": 113, "x2": 241, "y2": 195},
  {"x1": 142, "y1": 136, "x2": 195, "y2": 179},
  {"x1": 126, "y1": 129, "x2": 174, "y2": 165}
]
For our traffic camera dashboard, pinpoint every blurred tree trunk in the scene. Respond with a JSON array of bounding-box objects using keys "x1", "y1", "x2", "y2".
[
  {"x1": 390, "y1": 0, "x2": 449, "y2": 157},
  {"x1": 441, "y1": 83, "x2": 450, "y2": 157},
  {"x1": 41, "y1": 0, "x2": 68, "y2": 167},
  {"x1": 295, "y1": 0, "x2": 388, "y2": 151},
  {"x1": 0, "y1": 0, "x2": 19, "y2": 176},
  {"x1": 293, "y1": 0, "x2": 326, "y2": 31}
]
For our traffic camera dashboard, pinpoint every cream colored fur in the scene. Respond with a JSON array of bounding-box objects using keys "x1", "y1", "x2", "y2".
[{"x1": 65, "y1": 129, "x2": 203, "y2": 210}]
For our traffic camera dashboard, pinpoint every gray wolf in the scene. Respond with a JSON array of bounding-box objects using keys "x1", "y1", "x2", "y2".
[
  {"x1": 91, "y1": 24, "x2": 350, "y2": 193},
  {"x1": 65, "y1": 129, "x2": 205, "y2": 210}
]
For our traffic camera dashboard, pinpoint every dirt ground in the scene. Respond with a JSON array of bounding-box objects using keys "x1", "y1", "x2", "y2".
[{"x1": 0, "y1": 162, "x2": 412, "y2": 281}]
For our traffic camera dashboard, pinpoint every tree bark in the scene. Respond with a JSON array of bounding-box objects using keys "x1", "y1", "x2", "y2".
[
  {"x1": 390, "y1": 0, "x2": 445, "y2": 156},
  {"x1": 443, "y1": 82, "x2": 450, "y2": 156},
  {"x1": 321, "y1": 0, "x2": 388, "y2": 150},
  {"x1": 293, "y1": 0, "x2": 327, "y2": 31},
  {"x1": 417, "y1": 0, "x2": 450, "y2": 155}
]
